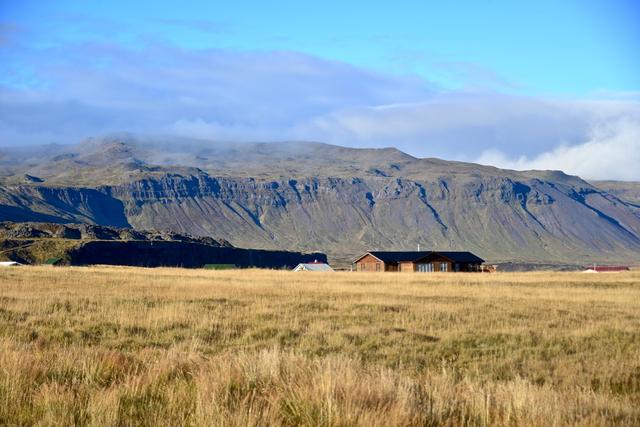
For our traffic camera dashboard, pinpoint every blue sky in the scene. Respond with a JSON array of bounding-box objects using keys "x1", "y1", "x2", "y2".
[
  {"x1": 1, "y1": 0, "x2": 640, "y2": 179},
  {"x1": 3, "y1": 0, "x2": 639, "y2": 94}
]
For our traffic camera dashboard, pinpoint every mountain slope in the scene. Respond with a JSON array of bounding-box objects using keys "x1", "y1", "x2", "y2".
[
  {"x1": 1, "y1": 136, "x2": 640, "y2": 265},
  {"x1": 591, "y1": 181, "x2": 640, "y2": 206}
]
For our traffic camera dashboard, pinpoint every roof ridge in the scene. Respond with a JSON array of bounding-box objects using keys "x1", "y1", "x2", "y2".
[{"x1": 359, "y1": 250, "x2": 484, "y2": 264}]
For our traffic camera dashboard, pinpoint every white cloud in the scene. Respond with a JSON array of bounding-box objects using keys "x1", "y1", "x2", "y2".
[
  {"x1": 477, "y1": 118, "x2": 640, "y2": 180},
  {"x1": 0, "y1": 42, "x2": 433, "y2": 145},
  {"x1": 290, "y1": 96, "x2": 640, "y2": 161}
]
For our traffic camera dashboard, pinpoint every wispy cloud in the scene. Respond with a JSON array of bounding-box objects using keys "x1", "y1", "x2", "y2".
[
  {"x1": 0, "y1": 22, "x2": 24, "y2": 45},
  {"x1": 0, "y1": 41, "x2": 433, "y2": 143}
]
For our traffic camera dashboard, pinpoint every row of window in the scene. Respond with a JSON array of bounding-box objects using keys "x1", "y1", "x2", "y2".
[{"x1": 417, "y1": 263, "x2": 449, "y2": 272}]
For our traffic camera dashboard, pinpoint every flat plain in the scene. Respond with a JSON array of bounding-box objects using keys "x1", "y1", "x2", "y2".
[{"x1": 1, "y1": 266, "x2": 639, "y2": 426}]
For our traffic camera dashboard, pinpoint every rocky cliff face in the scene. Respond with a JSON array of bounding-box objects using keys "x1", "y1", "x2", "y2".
[
  {"x1": 0, "y1": 186, "x2": 129, "y2": 226},
  {"x1": 2, "y1": 173, "x2": 640, "y2": 264},
  {"x1": 1, "y1": 138, "x2": 640, "y2": 264},
  {"x1": 114, "y1": 174, "x2": 640, "y2": 263}
]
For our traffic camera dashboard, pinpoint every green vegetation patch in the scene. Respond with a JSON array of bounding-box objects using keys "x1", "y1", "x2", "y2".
[{"x1": 202, "y1": 263, "x2": 236, "y2": 270}]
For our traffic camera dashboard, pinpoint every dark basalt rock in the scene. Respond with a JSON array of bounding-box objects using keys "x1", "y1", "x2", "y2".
[{"x1": 67, "y1": 240, "x2": 325, "y2": 269}]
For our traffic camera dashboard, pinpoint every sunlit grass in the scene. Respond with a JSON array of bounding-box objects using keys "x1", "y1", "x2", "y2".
[{"x1": 1, "y1": 266, "x2": 639, "y2": 425}]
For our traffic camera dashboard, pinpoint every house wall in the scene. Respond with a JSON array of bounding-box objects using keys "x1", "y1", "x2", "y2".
[
  {"x1": 355, "y1": 254, "x2": 384, "y2": 272},
  {"x1": 415, "y1": 256, "x2": 482, "y2": 272},
  {"x1": 385, "y1": 263, "x2": 398, "y2": 272},
  {"x1": 355, "y1": 252, "x2": 483, "y2": 273},
  {"x1": 440, "y1": 261, "x2": 453, "y2": 272},
  {"x1": 415, "y1": 261, "x2": 452, "y2": 272},
  {"x1": 399, "y1": 261, "x2": 415, "y2": 272},
  {"x1": 460, "y1": 263, "x2": 481, "y2": 272},
  {"x1": 415, "y1": 255, "x2": 454, "y2": 273}
]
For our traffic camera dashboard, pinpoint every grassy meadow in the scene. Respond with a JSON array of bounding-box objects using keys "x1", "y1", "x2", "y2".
[{"x1": 0, "y1": 266, "x2": 639, "y2": 426}]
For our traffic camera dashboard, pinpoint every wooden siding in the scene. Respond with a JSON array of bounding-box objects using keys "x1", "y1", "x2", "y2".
[
  {"x1": 355, "y1": 252, "x2": 483, "y2": 273},
  {"x1": 399, "y1": 261, "x2": 415, "y2": 272},
  {"x1": 355, "y1": 254, "x2": 384, "y2": 272}
]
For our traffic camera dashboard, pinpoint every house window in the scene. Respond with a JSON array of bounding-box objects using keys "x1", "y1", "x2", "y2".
[
  {"x1": 376, "y1": 262, "x2": 381, "y2": 272},
  {"x1": 454, "y1": 263, "x2": 460, "y2": 272},
  {"x1": 417, "y1": 263, "x2": 434, "y2": 272},
  {"x1": 440, "y1": 263, "x2": 448, "y2": 272}
]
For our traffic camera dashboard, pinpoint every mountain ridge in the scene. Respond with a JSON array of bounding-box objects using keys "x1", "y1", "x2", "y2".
[{"x1": 1, "y1": 136, "x2": 639, "y2": 265}]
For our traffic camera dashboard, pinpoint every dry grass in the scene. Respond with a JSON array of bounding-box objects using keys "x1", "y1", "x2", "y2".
[{"x1": 1, "y1": 266, "x2": 639, "y2": 426}]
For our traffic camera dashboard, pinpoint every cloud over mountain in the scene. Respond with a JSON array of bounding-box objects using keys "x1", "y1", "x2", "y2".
[
  {"x1": 477, "y1": 118, "x2": 640, "y2": 180},
  {"x1": 1, "y1": 41, "x2": 639, "y2": 179}
]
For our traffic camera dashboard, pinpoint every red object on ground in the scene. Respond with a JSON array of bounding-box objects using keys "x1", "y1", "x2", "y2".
[{"x1": 585, "y1": 265, "x2": 630, "y2": 272}]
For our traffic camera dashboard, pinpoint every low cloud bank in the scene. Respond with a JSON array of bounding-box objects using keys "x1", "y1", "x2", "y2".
[
  {"x1": 1, "y1": 41, "x2": 640, "y2": 180},
  {"x1": 477, "y1": 119, "x2": 640, "y2": 180}
]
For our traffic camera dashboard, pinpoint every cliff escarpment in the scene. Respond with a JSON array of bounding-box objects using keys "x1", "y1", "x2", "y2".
[{"x1": 1, "y1": 138, "x2": 640, "y2": 265}]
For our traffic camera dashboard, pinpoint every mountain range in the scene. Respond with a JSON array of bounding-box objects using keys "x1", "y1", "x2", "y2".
[{"x1": 1, "y1": 135, "x2": 639, "y2": 266}]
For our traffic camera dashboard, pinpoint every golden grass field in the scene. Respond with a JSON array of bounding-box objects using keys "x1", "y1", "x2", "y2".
[{"x1": 0, "y1": 266, "x2": 639, "y2": 426}]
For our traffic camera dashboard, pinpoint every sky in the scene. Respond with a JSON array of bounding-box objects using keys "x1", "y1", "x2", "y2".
[{"x1": 1, "y1": 0, "x2": 639, "y2": 179}]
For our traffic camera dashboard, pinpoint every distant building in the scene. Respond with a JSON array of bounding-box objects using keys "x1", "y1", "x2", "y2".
[
  {"x1": 292, "y1": 261, "x2": 334, "y2": 272},
  {"x1": 0, "y1": 261, "x2": 23, "y2": 267},
  {"x1": 583, "y1": 265, "x2": 630, "y2": 273},
  {"x1": 353, "y1": 251, "x2": 485, "y2": 272}
]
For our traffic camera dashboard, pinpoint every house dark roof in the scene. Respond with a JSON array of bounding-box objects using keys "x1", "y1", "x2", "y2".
[
  {"x1": 430, "y1": 251, "x2": 485, "y2": 264},
  {"x1": 362, "y1": 251, "x2": 484, "y2": 264},
  {"x1": 367, "y1": 251, "x2": 431, "y2": 263}
]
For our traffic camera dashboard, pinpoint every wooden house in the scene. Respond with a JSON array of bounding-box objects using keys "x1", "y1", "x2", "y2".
[{"x1": 353, "y1": 251, "x2": 485, "y2": 273}]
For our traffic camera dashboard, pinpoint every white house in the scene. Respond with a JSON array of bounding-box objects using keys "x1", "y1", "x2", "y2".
[{"x1": 292, "y1": 262, "x2": 334, "y2": 272}]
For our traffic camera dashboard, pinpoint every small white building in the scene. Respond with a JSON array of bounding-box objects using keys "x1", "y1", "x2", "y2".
[
  {"x1": 0, "y1": 261, "x2": 23, "y2": 267},
  {"x1": 292, "y1": 262, "x2": 334, "y2": 272}
]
